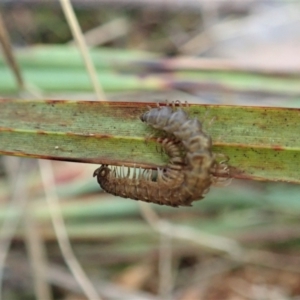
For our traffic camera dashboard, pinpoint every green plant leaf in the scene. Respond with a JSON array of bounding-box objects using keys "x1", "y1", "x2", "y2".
[{"x1": 0, "y1": 99, "x2": 299, "y2": 183}]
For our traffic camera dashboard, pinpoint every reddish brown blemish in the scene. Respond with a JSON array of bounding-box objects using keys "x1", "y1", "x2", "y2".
[
  {"x1": 64, "y1": 132, "x2": 113, "y2": 139},
  {"x1": 273, "y1": 145, "x2": 284, "y2": 151},
  {"x1": 45, "y1": 100, "x2": 69, "y2": 105},
  {"x1": 36, "y1": 130, "x2": 47, "y2": 135},
  {"x1": 0, "y1": 127, "x2": 14, "y2": 132}
]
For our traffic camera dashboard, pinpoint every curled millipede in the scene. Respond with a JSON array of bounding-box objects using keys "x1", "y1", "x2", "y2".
[
  {"x1": 93, "y1": 137, "x2": 185, "y2": 206},
  {"x1": 94, "y1": 101, "x2": 230, "y2": 207}
]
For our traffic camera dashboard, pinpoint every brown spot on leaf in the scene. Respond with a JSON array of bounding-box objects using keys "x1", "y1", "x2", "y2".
[
  {"x1": 36, "y1": 130, "x2": 47, "y2": 135},
  {"x1": 64, "y1": 132, "x2": 114, "y2": 139},
  {"x1": 0, "y1": 127, "x2": 14, "y2": 132},
  {"x1": 45, "y1": 100, "x2": 68, "y2": 105},
  {"x1": 273, "y1": 145, "x2": 284, "y2": 151}
]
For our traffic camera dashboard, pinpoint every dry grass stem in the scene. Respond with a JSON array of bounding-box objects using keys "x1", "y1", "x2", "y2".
[
  {"x1": 68, "y1": 17, "x2": 129, "y2": 47},
  {"x1": 0, "y1": 12, "x2": 23, "y2": 88},
  {"x1": 158, "y1": 231, "x2": 173, "y2": 300},
  {"x1": 23, "y1": 206, "x2": 53, "y2": 300},
  {"x1": 0, "y1": 159, "x2": 29, "y2": 298},
  {"x1": 139, "y1": 203, "x2": 243, "y2": 258},
  {"x1": 39, "y1": 159, "x2": 102, "y2": 300},
  {"x1": 59, "y1": 0, "x2": 106, "y2": 100}
]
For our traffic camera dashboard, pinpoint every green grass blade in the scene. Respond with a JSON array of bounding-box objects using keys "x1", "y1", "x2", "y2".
[
  {"x1": 0, "y1": 45, "x2": 157, "y2": 70},
  {"x1": 0, "y1": 45, "x2": 299, "y2": 97},
  {"x1": 0, "y1": 99, "x2": 299, "y2": 183}
]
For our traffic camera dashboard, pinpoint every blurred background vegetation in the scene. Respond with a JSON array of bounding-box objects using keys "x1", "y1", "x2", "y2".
[{"x1": 1, "y1": 1, "x2": 300, "y2": 300}]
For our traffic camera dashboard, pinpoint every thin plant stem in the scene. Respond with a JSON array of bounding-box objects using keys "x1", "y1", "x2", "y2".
[
  {"x1": 0, "y1": 159, "x2": 29, "y2": 298},
  {"x1": 138, "y1": 202, "x2": 243, "y2": 259},
  {"x1": 0, "y1": 12, "x2": 23, "y2": 88},
  {"x1": 158, "y1": 231, "x2": 173, "y2": 300},
  {"x1": 3, "y1": 158, "x2": 52, "y2": 300},
  {"x1": 23, "y1": 206, "x2": 53, "y2": 300},
  {"x1": 38, "y1": 159, "x2": 102, "y2": 300},
  {"x1": 59, "y1": 0, "x2": 106, "y2": 100},
  {"x1": 68, "y1": 17, "x2": 129, "y2": 47}
]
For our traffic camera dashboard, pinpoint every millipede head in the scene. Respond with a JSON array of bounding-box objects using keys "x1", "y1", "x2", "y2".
[
  {"x1": 93, "y1": 165, "x2": 110, "y2": 180},
  {"x1": 93, "y1": 167, "x2": 101, "y2": 177},
  {"x1": 140, "y1": 113, "x2": 147, "y2": 122}
]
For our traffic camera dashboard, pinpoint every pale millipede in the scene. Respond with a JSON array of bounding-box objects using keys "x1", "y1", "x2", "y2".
[{"x1": 93, "y1": 102, "x2": 229, "y2": 207}]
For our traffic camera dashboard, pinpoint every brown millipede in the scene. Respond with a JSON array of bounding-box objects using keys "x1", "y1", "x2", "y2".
[
  {"x1": 93, "y1": 137, "x2": 185, "y2": 206},
  {"x1": 93, "y1": 102, "x2": 230, "y2": 207}
]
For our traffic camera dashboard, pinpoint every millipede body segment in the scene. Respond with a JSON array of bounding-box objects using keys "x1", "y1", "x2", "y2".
[{"x1": 93, "y1": 102, "x2": 229, "y2": 207}]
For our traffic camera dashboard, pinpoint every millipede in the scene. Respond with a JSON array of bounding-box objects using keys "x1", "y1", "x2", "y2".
[{"x1": 93, "y1": 101, "x2": 230, "y2": 207}]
